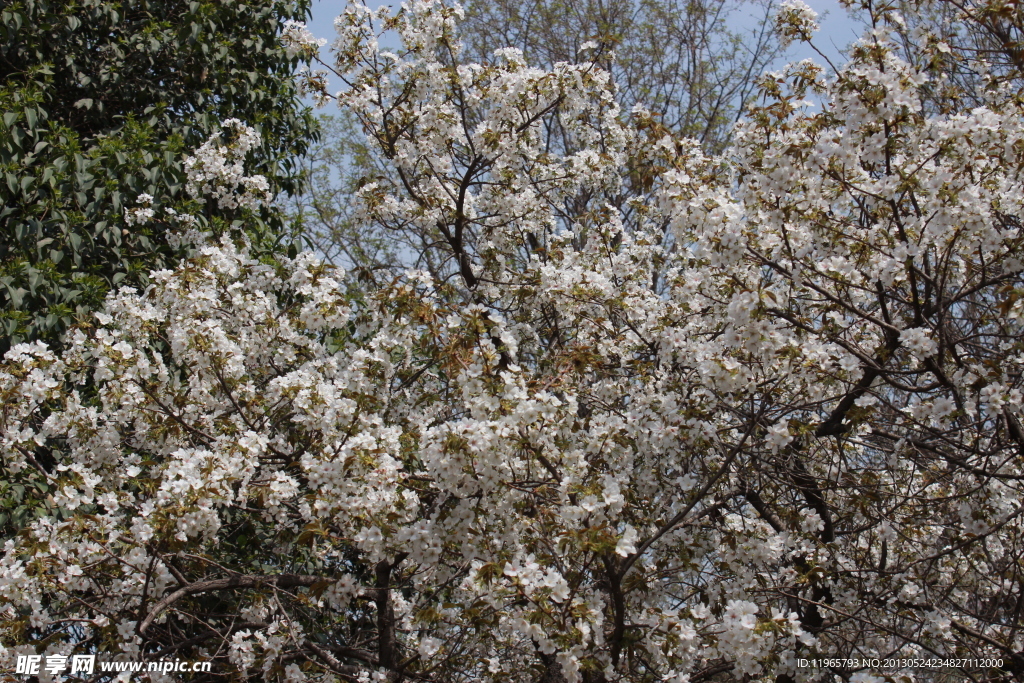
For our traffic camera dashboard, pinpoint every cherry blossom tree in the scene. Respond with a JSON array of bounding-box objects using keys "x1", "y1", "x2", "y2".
[
  {"x1": 284, "y1": 0, "x2": 783, "y2": 276},
  {"x1": 2, "y1": 1, "x2": 1024, "y2": 682}
]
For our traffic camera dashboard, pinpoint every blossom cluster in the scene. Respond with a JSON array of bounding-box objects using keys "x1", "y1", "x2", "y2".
[
  {"x1": 281, "y1": 20, "x2": 327, "y2": 59},
  {"x1": 774, "y1": 0, "x2": 819, "y2": 47},
  {"x1": 183, "y1": 119, "x2": 271, "y2": 211}
]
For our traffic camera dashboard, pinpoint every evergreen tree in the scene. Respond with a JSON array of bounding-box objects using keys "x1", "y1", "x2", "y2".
[{"x1": 0, "y1": 0, "x2": 319, "y2": 352}]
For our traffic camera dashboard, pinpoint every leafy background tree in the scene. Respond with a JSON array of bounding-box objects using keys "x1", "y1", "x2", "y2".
[
  {"x1": 0, "y1": 0, "x2": 319, "y2": 354},
  {"x1": 0, "y1": 0, "x2": 318, "y2": 533}
]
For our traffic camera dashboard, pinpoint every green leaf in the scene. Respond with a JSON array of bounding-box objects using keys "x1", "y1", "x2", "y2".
[{"x1": 0, "y1": 0, "x2": 316, "y2": 357}]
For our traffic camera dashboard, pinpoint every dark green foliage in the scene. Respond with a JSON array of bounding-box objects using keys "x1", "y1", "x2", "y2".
[{"x1": 0, "y1": 0, "x2": 318, "y2": 351}]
